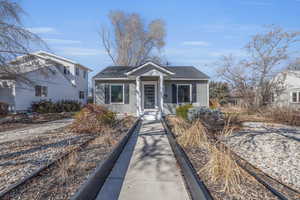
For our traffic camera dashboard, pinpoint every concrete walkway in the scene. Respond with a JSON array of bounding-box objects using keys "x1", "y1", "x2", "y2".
[{"x1": 96, "y1": 120, "x2": 190, "y2": 200}]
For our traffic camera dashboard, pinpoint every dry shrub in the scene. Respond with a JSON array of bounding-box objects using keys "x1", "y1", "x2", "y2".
[
  {"x1": 263, "y1": 106, "x2": 300, "y2": 126},
  {"x1": 70, "y1": 104, "x2": 116, "y2": 134},
  {"x1": 118, "y1": 115, "x2": 136, "y2": 129},
  {"x1": 167, "y1": 116, "x2": 190, "y2": 137},
  {"x1": 178, "y1": 119, "x2": 209, "y2": 148},
  {"x1": 200, "y1": 144, "x2": 251, "y2": 195},
  {"x1": 210, "y1": 98, "x2": 220, "y2": 109}
]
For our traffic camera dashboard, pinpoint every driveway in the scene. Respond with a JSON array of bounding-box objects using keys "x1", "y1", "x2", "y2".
[{"x1": 0, "y1": 118, "x2": 74, "y2": 143}]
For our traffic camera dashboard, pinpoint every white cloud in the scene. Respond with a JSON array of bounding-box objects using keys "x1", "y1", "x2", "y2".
[
  {"x1": 27, "y1": 27, "x2": 58, "y2": 34},
  {"x1": 57, "y1": 47, "x2": 105, "y2": 56},
  {"x1": 182, "y1": 41, "x2": 211, "y2": 46},
  {"x1": 44, "y1": 38, "x2": 81, "y2": 44}
]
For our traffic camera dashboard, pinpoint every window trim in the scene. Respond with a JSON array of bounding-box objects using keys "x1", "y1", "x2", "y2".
[
  {"x1": 177, "y1": 84, "x2": 192, "y2": 104},
  {"x1": 35, "y1": 85, "x2": 48, "y2": 97},
  {"x1": 110, "y1": 84, "x2": 124, "y2": 104},
  {"x1": 290, "y1": 91, "x2": 300, "y2": 103}
]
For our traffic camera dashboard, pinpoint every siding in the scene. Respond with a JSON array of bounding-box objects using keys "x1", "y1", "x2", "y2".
[{"x1": 14, "y1": 66, "x2": 87, "y2": 111}]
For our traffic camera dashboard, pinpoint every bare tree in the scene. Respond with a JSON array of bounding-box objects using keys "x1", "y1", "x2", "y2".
[
  {"x1": 217, "y1": 55, "x2": 255, "y2": 107},
  {"x1": 218, "y1": 26, "x2": 300, "y2": 107},
  {"x1": 0, "y1": 0, "x2": 45, "y2": 82},
  {"x1": 100, "y1": 11, "x2": 166, "y2": 66}
]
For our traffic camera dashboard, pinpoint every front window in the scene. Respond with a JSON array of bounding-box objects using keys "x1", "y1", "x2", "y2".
[
  {"x1": 35, "y1": 85, "x2": 47, "y2": 97},
  {"x1": 110, "y1": 84, "x2": 124, "y2": 103},
  {"x1": 76, "y1": 67, "x2": 79, "y2": 76},
  {"x1": 177, "y1": 84, "x2": 191, "y2": 103},
  {"x1": 79, "y1": 91, "x2": 85, "y2": 99}
]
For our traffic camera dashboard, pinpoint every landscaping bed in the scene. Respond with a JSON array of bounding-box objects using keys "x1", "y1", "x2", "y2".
[
  {"x1": 1, "y1": 104, "x2": 136, "y2": 199},
  {"x1": 166, "y1": 116, "x2": 278, "y2": 200}
]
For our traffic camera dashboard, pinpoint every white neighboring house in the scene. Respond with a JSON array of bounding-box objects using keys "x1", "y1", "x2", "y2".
[
  {"x1": 0, "y1": 51, "x2": 92, "y2": 112},
  {"x1": 272, "y1": 66, "x2": 300, "y2": 109}
]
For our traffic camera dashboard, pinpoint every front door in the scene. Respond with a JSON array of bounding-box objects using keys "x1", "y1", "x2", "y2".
[{"x1": 143, "y1": 83, "x2": 156, "y2": 109}]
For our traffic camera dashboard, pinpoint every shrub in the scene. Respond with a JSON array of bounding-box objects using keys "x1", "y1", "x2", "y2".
[
  {"x1": 31, "y1": 100, "x2": 81, "y2": 113},
  {"x1": 70, "y1": 104, "x2": 116, "y2": 134},
  {"x1": 0, "y1": 102, "x2": 9, "y2": 116},
  {"x1": 176, "y1": 104, "x2": 193, "y2": 120}
]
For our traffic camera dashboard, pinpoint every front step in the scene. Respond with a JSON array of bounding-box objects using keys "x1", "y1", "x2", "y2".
[{"x1": 142, "y1": 110, "x2": 161, "y2": 120}]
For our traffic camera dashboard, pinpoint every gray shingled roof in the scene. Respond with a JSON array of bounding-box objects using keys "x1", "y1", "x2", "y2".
[{"x1": 93, "y1": 65, "x2": 209, "y2": 79}]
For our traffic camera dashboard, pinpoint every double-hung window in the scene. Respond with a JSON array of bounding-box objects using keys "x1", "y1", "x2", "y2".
[
  {"x1": 79, "y1": 91, "x2": 85, "y2": 99},
  {"x1": 177, "y1": 84, "x2": 191, "y2": 103},
  {"x1": 35, "y1": 85, "x2": 47, "y2": 97},
  {"x1": 76, "y1": 67, "x2": 80, "y2": 76},
  {"x1": 83, "y1": 70, "x2": 87, "y2": 78},
  {"x1": 110, "y1": 84, "x2": 124, "y2": 104},
  {"x1": 291, "y1": 91, "x2": 300, "y2": 103}
]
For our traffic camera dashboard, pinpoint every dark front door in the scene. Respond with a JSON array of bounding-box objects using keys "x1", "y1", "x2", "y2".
[{"x1": 143, "y1": 84, "x2": 156, "y2": 109}]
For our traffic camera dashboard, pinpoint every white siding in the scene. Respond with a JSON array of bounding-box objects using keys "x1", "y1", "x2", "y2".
[{"x1": 14, "y1": 65, "x2": 87, "y2": 111}]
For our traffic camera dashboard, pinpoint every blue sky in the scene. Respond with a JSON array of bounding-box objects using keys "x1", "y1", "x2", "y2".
[{"x1": 22, "y1": 0, "x2": 300, "y2": 79}]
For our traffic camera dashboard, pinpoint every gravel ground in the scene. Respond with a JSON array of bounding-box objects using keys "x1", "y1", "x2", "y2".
[
  {"x1": 0, "y1": 118, "x2": 74, "y2": 143},
  {"x1": 224, "y1": 122, "x2": 300, "y2": 192},
  {"x1": 0, "y1": 126, "x2": 92, "y2": 194},
  {"x1": 3, "y1": 118, "x2": 134, "y2": 200}
]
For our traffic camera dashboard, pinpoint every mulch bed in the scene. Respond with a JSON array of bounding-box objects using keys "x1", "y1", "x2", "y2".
[{"x1": 2, "y1": 117, "x2": 135, "y2": 200}]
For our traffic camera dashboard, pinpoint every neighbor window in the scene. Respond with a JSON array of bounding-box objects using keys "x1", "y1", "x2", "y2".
[
  {"x1": 83, "y1": 70, "x2": 87, "y2": 78},
  {"x1": 110, "y1": 84, "x2": 124, "y2": 103},
  {"x1": 35, "y1": 85, "x2": 47, "y2": 97},
  {"x1": 64, "y1": 66, "x2": 70, "y2": 75},
  {"x1": 76, "y1": 67, "x2": 79, "y2": 76},
  {"x1": 177, "y1": 84, "x2": 191, "y2": 103},
  {"x1": 79, "y1": 91, "x2": 85, "y2": 99},
  {"x1": 291, "y1": 91, "x2": 300, "y2": 103}
]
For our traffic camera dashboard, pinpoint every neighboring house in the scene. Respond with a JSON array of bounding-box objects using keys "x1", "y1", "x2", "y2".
[
  {"x1": 271, "y1": 65, "x2": 300, "y2": 109},
  {"x1": 0, "y1": 51, "x2": 92, "y2": 112},
  {"x1": 93, "y1": 61, "x2": 209, "y2": 119}
]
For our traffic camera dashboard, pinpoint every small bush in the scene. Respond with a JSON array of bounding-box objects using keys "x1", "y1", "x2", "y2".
[
  {"x1": 0, "y1": 101, "x2": 9, "y2": 116},
  {"x1": 31, "y1": 100, "x2": 81, "y2": 113},
  {"x1": 70, "y1": 104, "x2": 116, "y2": 134},
  {"x1": 176, "y1": 104, "x2": 193, "y2": 120}
]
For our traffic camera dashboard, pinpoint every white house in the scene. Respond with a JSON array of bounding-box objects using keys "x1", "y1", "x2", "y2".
[
  {"x1": 0, "y1": 51, "x2": 92, "y2": 112},
  {"x1": 272, "y1": 66, "x2": 300, "y2": 109}
]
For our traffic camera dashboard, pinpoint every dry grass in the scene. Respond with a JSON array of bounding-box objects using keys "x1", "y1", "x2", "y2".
[
  {"x1": 57, "y1": 151, "x2": 79, "y2": 183},
  {"x1": 167, "y1": 116, "x2": 190, "y2": 137},
  {"x1": 178, "y1": 119, "x2": 209, "y2": 148},
  {"x1": 200, "y1": 144, "x2": 252, "y2": 195},
  {"x1": 262, "y1": 106, "x2": 300, "y2": 126}
]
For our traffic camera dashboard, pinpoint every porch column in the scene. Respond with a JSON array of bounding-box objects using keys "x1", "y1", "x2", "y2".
[
  {"x1": 160, "y1": 74, "x2": 164, "y2": 114},
  {"x1": 136, "y1": 76, "x2": 142, "y2": 116}
]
